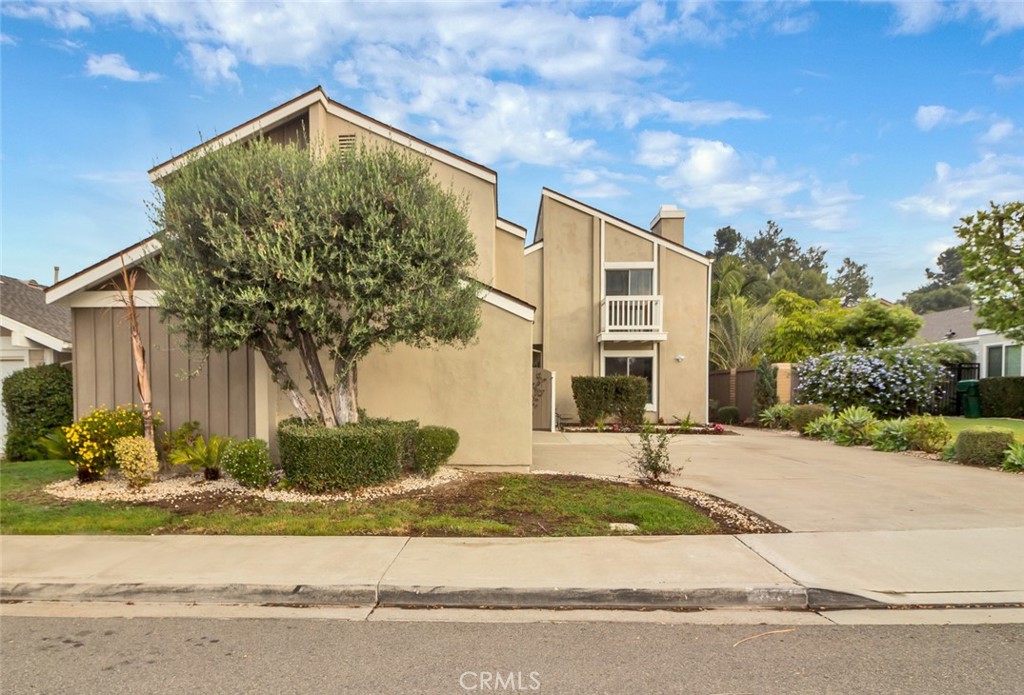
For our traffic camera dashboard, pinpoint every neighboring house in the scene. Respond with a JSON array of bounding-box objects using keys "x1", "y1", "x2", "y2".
[
  {"x1": 46, "y1": 87, "x2": 535, "y2": 471},
  {"x1": 914, "y1": 305, "x2": 1022, "y2": 378},
  {"x1": 524, "y1": 190, "x2": 712, "y2": 424},
  {"x1": 1, "y1": 276, "x2": 73, "y2": 450}
]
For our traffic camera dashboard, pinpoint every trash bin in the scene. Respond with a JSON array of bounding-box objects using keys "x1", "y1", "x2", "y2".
[{"x1": 956, "y1": 379, "x2": 981, "y2": 418}]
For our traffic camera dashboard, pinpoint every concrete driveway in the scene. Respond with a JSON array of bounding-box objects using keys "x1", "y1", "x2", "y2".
[{"x1": 533, "y1": 428, "x2": 1024, "y2": 533}]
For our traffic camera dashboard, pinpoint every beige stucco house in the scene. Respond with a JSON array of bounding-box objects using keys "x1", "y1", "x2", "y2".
[
  {"x1": 524, "y1": 189, "x2": 712, "y2": 424},
  {"x1": 44, "y1": 86, "x2": 714, "y2": 470},
  {"x1": 45, "y1": 87, "x2": 534, "y2": 471}
]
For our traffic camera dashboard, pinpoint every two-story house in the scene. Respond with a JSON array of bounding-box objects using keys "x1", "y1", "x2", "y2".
[{"x1": 525, "y1": 189, "x2": 712, "y2": 424}]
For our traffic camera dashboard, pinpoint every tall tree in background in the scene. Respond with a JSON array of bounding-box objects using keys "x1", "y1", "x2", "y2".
[
  {"x1": 150, "y1": 138, "x2": 480, "y2": 426},
  {"x1": 956, "y1": 201, "x2": 1024, "y2": 343},
  {"x1": 903, "y1": 244, "x2": 972, "y2": 314},
  {"x1": 839, "y1": 300, "x2": 922, "y2": 348},
  {"x1": 762, "y1": 291, "x2": 844, "y2": 363},
  {"x1": 707, "y1": 226, "x2": 741, "y2": 260},
  {"x1": 832, "y1": 257, "x2": 872, "y2": 306}
]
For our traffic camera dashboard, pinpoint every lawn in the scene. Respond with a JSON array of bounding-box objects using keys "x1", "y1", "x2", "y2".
[
  {"x1": 0, "y1": 460, "x2": 718, "y2": 537},
  {"x1": 944, "y1": 417, "x2": 1024, "y2": 442}
]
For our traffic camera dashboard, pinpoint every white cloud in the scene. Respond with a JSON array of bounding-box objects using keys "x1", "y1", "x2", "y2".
[
  {"x1": 3, "y1": 3, "x2": 90, "y2": 31},
  {"x1": 187, "y1": 43, "x2": 239, "y2": 85},
  {"x1": 85, "y1": 54, "x2": 160, "y2": 82},
  {"x1": 634, "y1": 131, "x2": 858, "y2": 228},
  {"x1": 894, "y1": 154, "x2": 1024, "y2": 220},
  {"x1": 564, "y1": 167, "x2": 644, "y2": 200},
  {"x1": 994, "y1": 66, "x2": 1024, "y2": 89},
  {"x1": 980, "y1": 119, "x2": 1017, "y2": 144},
  {"x1": 888, "y1": 0, "x2": 1024, "y2": 38},
  {"x1": 914, "y1": 104, "x2": 982, "y2": 131}
]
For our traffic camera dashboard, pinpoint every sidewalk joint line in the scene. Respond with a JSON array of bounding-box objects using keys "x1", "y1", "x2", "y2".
[{"x1": 375, "y1": 537, "x2": 412, "y2": 607}]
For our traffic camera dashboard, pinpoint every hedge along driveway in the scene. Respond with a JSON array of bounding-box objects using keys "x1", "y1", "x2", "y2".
[
  {"x1": 944, "y1": 417, "x2": 1024, "y2": 443},
  {"x1": 533, "y1": 428, "x2": 1024, "y2": 533}
]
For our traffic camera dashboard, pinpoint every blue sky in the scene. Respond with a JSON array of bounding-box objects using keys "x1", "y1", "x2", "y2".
[{"x1": 2, "y1": 1, "x2": 1022, "y2": 301}]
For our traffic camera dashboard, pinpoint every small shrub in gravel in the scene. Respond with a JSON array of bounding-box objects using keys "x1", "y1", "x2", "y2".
[
  {"x1": 113, "y1": 436, "x2": 160, "y2": 488},
  {"x1": 169, "y1": 434, "x2": 233, "y2": 481},
  {"x1": 64, "y1": 405, "x2": 145, "y2": 482},
  {"x1": 955, "y1": 429, "x2": 1016, "y2": 467},
  {"x1": 627, "y1": 422, "x2": 678, "y2": 483},
  {"x1": 223, "y1": 438, "x2": 273, "y2": 488},
  {"x1": 903, "y1": 415, "x2": 952, "y2": 454},
  {"x1": 411, "y1": 426, "x2": 459, "y2": 476},
  {"x1": 758, "y1": 403, "x2": 795, "y2": 430}
]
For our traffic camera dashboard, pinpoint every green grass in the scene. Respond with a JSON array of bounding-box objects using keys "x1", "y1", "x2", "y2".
[
  {"x1": 943, "y1": 417, "x2": 1024, "y2": 442},
  {"x1": 0, "y1": 462, "x2": 717, "y2": 537}
]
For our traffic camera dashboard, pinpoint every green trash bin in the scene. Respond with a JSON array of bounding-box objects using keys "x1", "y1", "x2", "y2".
[{"x1": 956, "y1": 379, "x2": 981, "y2": 418}]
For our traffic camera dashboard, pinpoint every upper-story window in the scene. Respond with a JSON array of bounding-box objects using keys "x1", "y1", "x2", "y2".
[{"x1": 606, "y1": 269, "x2": 653, "y2": 296}]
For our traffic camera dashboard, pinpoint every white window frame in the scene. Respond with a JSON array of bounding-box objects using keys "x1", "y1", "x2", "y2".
[
  {"x1": 600, "y1": 345, "x2": 657, "y2": 412},
  {"x1": 986, "y1": 342, "x2": 1023, "y2": 378}
]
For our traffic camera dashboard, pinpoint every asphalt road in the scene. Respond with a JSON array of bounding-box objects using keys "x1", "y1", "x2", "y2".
[{"x1": 2, "y1": 615, "x2": 1022, "y2": 694}]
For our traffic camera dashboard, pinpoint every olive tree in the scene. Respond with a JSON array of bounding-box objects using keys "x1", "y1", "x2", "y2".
[
  {"x1": 955, "y1": 201, "x2": 1023, "y2": 343},
  {"x1": 149, "y1": 138, "x2": 480, "y2": 426}
]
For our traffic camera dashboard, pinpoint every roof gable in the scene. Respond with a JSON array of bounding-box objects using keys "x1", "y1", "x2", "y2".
[{"x1": 1, "y1": 275, "x2": 72, "y2": 346}]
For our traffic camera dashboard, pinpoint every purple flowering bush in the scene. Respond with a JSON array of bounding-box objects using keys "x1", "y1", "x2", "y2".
[{"x1": 795, "y1": 345, "x2": 949, "y2": 419}]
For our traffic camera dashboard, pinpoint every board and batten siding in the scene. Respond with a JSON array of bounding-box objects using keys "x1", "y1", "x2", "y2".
[{"x1": 72, "y1": 307, "x2": 255, "y2": 439}]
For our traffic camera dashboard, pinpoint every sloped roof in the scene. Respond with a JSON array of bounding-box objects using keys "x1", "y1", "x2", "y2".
[
  {"x1": 915, "y1": 305, "x2": 979, "y2": 343},
  {"x1": 0, "y1": 275, "x2": 72, "y2": 343}
]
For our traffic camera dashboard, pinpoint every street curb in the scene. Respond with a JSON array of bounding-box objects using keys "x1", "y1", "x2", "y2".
[
  {"x1": 1, "y1": 582, "x2": 377, "y2": 607},
  {"x1": 377, "y1": 585, "x2": 810, "y2": 610}
]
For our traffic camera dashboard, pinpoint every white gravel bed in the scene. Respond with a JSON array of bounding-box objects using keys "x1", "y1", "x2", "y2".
[{"x1": 44, "y1": 466, "x2": 466, "y2": 505}]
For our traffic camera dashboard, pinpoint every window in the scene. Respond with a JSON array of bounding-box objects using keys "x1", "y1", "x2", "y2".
[
  {"x1": 987, "y1": 344, "x2": 1022, "y2": 378},
  {"x1": 606, "y1": 269, "x2": 653, "y2": 296},
  {"x1": 604, "y1": 356, "x2": 654, "y2": 404}
]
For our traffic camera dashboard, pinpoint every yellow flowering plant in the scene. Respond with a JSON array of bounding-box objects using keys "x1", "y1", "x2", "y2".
[{"x1": 63, "y1": 406, "x2": 146, "y2": 482}]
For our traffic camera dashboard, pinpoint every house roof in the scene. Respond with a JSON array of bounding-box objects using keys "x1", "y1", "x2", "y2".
[
  {"x1": 915, "y1": 305, "x2": 980, "y2": 343},
  {"x1": 149, "y1": 86, "x2": 498, "y2": 186},
  {"x1": 46, "y1": 237, "x2": 161, "y2": 305},
  {"x1": 0, "y1": 275, "x2": 72, "y2": 348},
  {"x1": 538, "y1": 188, "x2": 713, "y2": 267}
]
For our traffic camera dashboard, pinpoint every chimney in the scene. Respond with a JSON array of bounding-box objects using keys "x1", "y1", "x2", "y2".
[
  {"x1": 54, "y1": 266, "x2": 60, "y2": 284},
  {"x1": 650, "y1": 205, "x2": 686, "y2": 246}
]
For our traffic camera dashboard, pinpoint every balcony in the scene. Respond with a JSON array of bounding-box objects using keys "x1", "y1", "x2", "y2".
[{"x1": 599, "y1": 295, "x2": 667, "y2": 342}]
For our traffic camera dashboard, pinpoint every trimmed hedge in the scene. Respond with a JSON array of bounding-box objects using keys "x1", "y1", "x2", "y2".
[
  {"x1": 979, "y1": 377, "x2": 1024, "y2": 418},
  {"x1": 791, "y1": 404, "x2": 827, "y2": 434},
  {"x1": 412, "y1": 426, "x2": 460, "y2": 476},
  {"x1": 2, "y1": 364, "x2": 73, "y2": 461},
  {"x1": 954, "y1": 429, "x2": 1016, "y2": 467},
  {"x1": 717, "y1": 406, "x2": 740, "y2": 425},
  {"x1": 571, "y1": 375, "x2": 648, "y2": 427},
  {"x1": 277, "y1": 418, "x2": 417, "y2": 493}
]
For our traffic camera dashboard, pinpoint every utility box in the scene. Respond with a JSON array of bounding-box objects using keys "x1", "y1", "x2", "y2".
[{"x1": 956, "y1": 379, "x2": 982, "y2": 419}]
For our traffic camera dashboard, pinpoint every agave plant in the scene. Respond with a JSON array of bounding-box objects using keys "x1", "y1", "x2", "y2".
[
  {"x1": 871, "y1": 419, "x2": 910, "y2": 453},
  {"x1": 168, "y1": 434, "x2": 233, "y2": 480},
  {"x1": 834, "y1": 406, "x2": 877, "y2": 447},
  {"x1": 803, "y1": 413, "x2": 839, "y2": 441}
]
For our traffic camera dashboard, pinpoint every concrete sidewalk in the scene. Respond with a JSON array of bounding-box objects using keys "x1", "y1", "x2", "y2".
[{"x1": 4, "y1": 530, "x2": 1022, "y2": 611}]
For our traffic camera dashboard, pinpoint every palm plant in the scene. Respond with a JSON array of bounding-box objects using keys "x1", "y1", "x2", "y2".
[
  {"x1": 168, "y1": 434, "x2": 233, "y2": 480},
  {"x1": 709, "y1": 295, "x2": 777, "y2": 370}
]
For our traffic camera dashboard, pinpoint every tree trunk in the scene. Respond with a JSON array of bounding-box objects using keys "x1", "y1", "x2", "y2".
[
  {"x1": 253, "y1": 334, "x2": 318, "y2": 421},
  {"x1": 333, "y1": 357, "x2": 359, "y2": 424},
  {"x1": 117, "y1": 266, "x2": 155, "y2": 442},
  {"x1": 293, "y1": 324, "x2": 337, "y2": 425}
]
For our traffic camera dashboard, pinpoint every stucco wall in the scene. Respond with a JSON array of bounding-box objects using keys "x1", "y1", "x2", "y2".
[
  {"x1": 71, "y1": 305, "x2": 255, "y2": 439},
  {"x1": 494, "y1": 226, "x2": 526, "y2": 299},
  {"x1": 605, "y1": 223, "x2": 654, "y2": 262},
  {"x1": 657, "y1": 245, "x2": 710, "y2": 422},
  {"x1": 273, "y1": 299, "x2": 533, "y2": 470},
  {"x1": 524, "y1": 248, "x2": 544, "y2": 345}
]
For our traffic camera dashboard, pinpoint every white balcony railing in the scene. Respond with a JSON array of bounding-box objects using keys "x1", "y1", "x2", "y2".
[{"x1": 601, "y1": 295, "x2": 664, "y2": 334}]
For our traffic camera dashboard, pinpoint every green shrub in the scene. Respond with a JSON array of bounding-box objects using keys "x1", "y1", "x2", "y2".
[
  {"x1": 2, "y1": 364, "x2": 73, "y2": 461},
  {"x1": 160, "y1": 420, "x2": 201, "y2": 463},
  {"x1": 114, "y1": 436, "x2": 160, "y2": 488},
  {"x1": 278, "y1": 419, "x2": 412, "y2": 492},
  {"x1": 717, "y1": 406, "x2": 740, "y2": 425},
  {"x1": 223, "y1": 438, "x2": 273, "y2": 488},
  {"x1": 571, "y1": 375, "x2": 648, "y2": 428},
  {"x1": 941, "y1": 442, "x2": 957, "y2": 461},
  {"x1": 412, "y1": 426, "x2": 459, "y2": 476},
  {"x1": 627, "y1": 422, "x2": 678, "y2": 482},
  {"x1": 1003, "y1": 442, "x2": 1024, "y2": 472},
  {"x1": 64, "y1": 405, "x2": 145, "y2": 481},
  {"x1": 754, "y1": 357, "x2": 779, "y2": 415},
  {"x1": 834, "y1": 405, "x2": 877, "y2": 446},
  {"x1": 169, "y1": 434, "x2": 233, "y2": 480},
  {"x1": 791, "y1": 404, "x2": 828, "y2": 434},
  {"x1": 871, "y1": 419, "x2": 910, "y2": 452},
  {"x1": 758, "y1": 403, "x2": 796, "y2": 430},
  {"x1": 955, "y1": 429, "x2": 1016, "y2": 467},
  {"x1": 978, "y1": 377, "x2": 1024, "y2": 418},
  {"x1": 804, "y1": 413, "x2": 839, "y2": 440},
  {"x1": 903, "y1": 415, "x2": 952, "y2": 454}
]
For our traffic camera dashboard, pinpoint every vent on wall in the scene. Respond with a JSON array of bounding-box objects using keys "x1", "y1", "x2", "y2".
[{"x1": 337, "y1": 134, "x2": 356, "y2": 152}]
